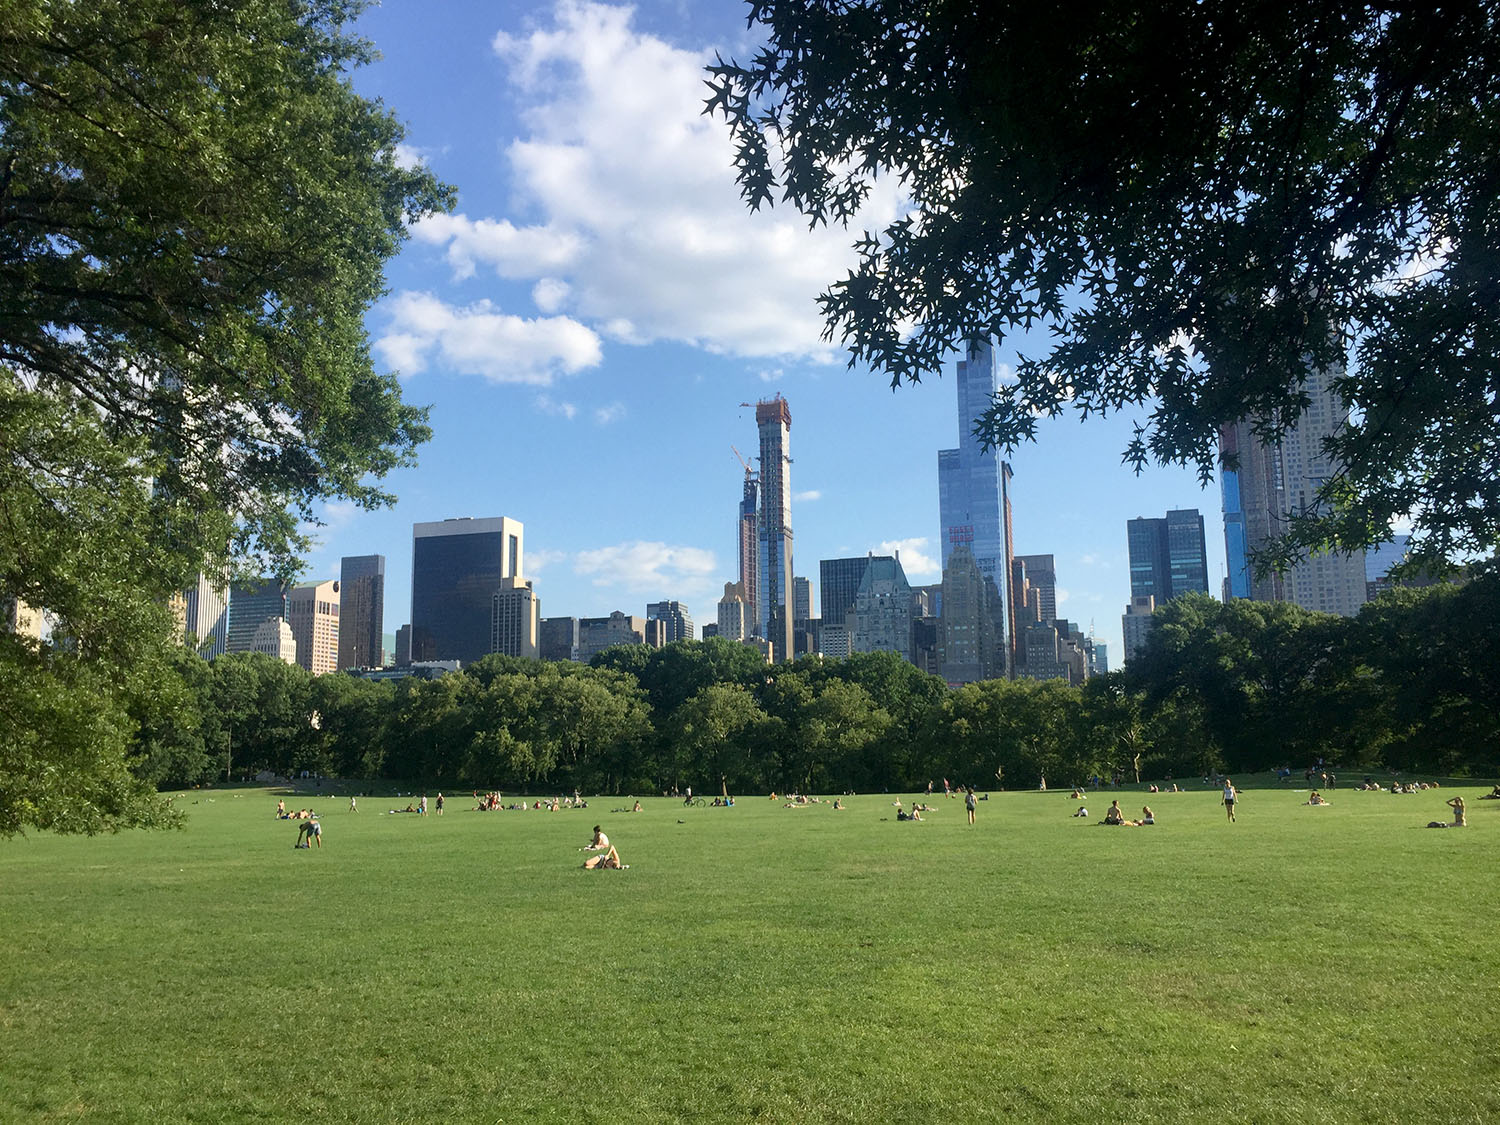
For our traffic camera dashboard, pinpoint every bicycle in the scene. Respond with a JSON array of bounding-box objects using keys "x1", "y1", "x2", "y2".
[{"x1": 683, "y1": 796, "x2": 705, "y2": 807}]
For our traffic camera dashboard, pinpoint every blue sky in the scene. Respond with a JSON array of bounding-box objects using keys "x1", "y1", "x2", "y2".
[{"x1": 301, "y1": 0, "x2": 1227, "y2": 664}]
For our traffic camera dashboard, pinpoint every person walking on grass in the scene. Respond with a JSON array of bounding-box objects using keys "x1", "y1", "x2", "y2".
[
  {"x1": 1222, "y1": 779, "x2": 1238, "y2": 822},
  {"x1": 965, "y1": 786, "x2": 977, "y2": 826}
]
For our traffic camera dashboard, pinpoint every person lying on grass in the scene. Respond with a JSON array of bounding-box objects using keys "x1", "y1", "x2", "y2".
[
  {"x1": 582, "y1": 845, "x2": 624, "y2": 869},
  {"x1": 1305, "y1": 791, "x2": 1331, "y2": 806}
]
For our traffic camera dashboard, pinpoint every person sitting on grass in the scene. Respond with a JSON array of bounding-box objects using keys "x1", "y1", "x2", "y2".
[
  {"x1": 1447, "y1": 795, "x2": 1466, "y2": 827},
  {"x1": 1072, "y1": 805, "x2": 1089, "y2": 818},
  {"x1": 1305, "y1": 791, "x2": 1330, "y2": 806},
  {"x1": 1102, "y1": 800, "x2": 1126, "y2": 825},
  {"x1": 1139, "y1": 806, "x2": 1155, "y2": 825},
  {"x1": 583, "y1": 826, "x2": 609, "y2": 851},
  {"x1": 582, "y1": 845, "x2": 624, "y2": 869}
]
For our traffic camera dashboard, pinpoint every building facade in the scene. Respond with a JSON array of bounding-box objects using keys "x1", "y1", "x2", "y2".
[
  {"x1": 411, "y1": 516, "x2": 525, "y2": 665},
  {"x1": 819, "y1": 556, "x2": 870, "y2": 639},
  {"x1": 337, "y1": 554, "x2": 385, "y2": 670},
  {"x1": 716, "y1": 582, "x2": 750, "y2": 642},
  {"x1": 577, "y1": 611, "x2": 648, "y2": 663},
  {"x1": 251, "y1": 617, "x2": 298, "y2": 665},
  {"x1": 646, "y1": 600, "x2": 695, "y2": 644},
  {"x1": 1220, "y1": 363, "x2": 1368, "y2": 616},
  {"x1": 491, "y1": 578, "x2": 540, "y2": 659},
  {"x1": 539, "y1": 616, "x2": 580, "y2": 662},
  {"x1": 937, "y1": 338, "x2": 1011, "y2": 669},
  {"x1": 939, "y1": 545, "x2": 1001, "y2": 684},
  {"x1": 183, "y1": 572, "x2": 229, "y2": 658},
  {"x1": 1122, "y1": 594, "x2": 1158, "y2": 663},
  {"x1": 737, "y1": 468, "x2": 759, "y2": 633},
  {"x1": 1013, "y1": 554, "x2": 1057, "y2": 624},
  {"x1": 852, "y1": 554, "x2": 913, "y2": 662},
  {"x1": 227, "y1": 579, "x2": 287, "y2": 655},
  {"x1": 287, "y1": 579, "x2": 340, "y2": 676},
  {"x1": 1127, "y1": 510, "x2": 1209, "y2": 604},
  {"x1": 755, "y1": 397, "x2": 794, "y2": 660}
]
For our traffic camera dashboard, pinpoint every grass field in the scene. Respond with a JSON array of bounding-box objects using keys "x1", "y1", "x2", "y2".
[{"x1": 2, "y1": 777, "x2": 1497, "y2": 1123}]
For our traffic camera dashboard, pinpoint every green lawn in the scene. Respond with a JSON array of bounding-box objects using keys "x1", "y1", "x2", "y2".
[{"x1": 2, "y1": 778, "x2": 1497, "y2": 1123}]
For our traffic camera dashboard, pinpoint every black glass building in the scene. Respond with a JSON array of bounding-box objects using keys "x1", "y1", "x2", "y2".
[{"x1": 411, "y1": 517, "x2": 523, "y2": 665}]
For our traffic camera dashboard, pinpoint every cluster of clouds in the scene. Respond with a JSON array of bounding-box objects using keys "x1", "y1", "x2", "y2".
[{"x1": 376, "y1": 0, "x2": 905, "y2": 399}]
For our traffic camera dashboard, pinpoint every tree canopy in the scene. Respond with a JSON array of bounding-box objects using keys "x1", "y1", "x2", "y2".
[
  {"x1": 706, "y1": 1, "x2": 1500, "y2": 569},
  {"x1": 0, "y1": 0, "x2": 451, "y2": 833}
]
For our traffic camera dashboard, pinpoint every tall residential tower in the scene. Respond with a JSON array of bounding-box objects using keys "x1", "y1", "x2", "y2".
[{"x1": 755, "y1": 396, "x2": 794, "y2": 661}]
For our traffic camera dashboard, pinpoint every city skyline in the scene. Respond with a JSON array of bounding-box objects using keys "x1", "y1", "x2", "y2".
[{"x1": 287, "y1": 0, "x2": 1233, "y2": 664}]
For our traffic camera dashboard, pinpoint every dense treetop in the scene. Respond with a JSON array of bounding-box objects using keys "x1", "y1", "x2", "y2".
[{"x1": 706, "y1": 1, "x2": 1500, "y2": 571}]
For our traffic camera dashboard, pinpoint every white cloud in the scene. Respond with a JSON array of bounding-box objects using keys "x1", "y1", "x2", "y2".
[
  {"x1": 409, "y1": 1, "x2": 906, "y2": 363},
  {"x1": 1056, "y1": 586, "x2": 1071, "y2": 608},
  {"x1": 879, "y1": 537, "x2": 939, "y2": 579},
  {"x1": 526, "y1": 548, "x2": 572, "y2": 575},
  {"x1": 374, "y1": 290, "x2": 602, "y2": 385},
  {"x1": 412, "y1": 213, "x2": 584, "y2": 282},
  {"x1": 393, "y1": 142, "x2": 428, "y2": 170},
  {"x1": 532, "y1": 277, "x2": 571, "y2": 313},
  {"x1": 793, "y1": 489, "x2": 822, "y2": 502},
  {"x1": 535, "y1": 394, "x2": 577, "y2": 419},
  {"x1": 573, "y1": 540, "x2": 717, "y2": 595},
  {"x1": 593, "y1": 402, "x2": 626, "y2": 425}
]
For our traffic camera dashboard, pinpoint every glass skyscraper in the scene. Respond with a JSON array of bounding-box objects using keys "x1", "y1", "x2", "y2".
[
  {"x1": 938, "y1": 339, "x2": 1010, "y2": 668},
  {"x1": 226, "y1": 579, "x2": 287, "y2": 654},
  {"x1": 755, "y1": 396, "x2": 793, "y2": 661},
  {"x1": 1127, "y1": 510, "x2": 1209, "y2": 602},
  {"x1": 411, "y1": 517, "x2": 524, "y2": 665},
  {"x1": 338, "y1": 554, "x2": 385, "y2": 670}
]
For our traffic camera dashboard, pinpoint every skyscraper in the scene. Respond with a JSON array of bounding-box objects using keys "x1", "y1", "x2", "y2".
[
  {"x1": 939, "y1": 545, "x2": 1000, "y2": 684},
  {"x1": 938, "y1": 338, "x2": 1011, "y2": 661},
  {"x1": 182, "y1": 572, "x2": 229, "y2": 658},
  {"x1": 338, "y1": 554, "x2": 385, "y2": 670},
  {"x1": 1220, "y1": 363, "x2": 1367, "y2": 616},
  {"x1": 819, "y1": 555, "x2": 872, "y2": 640},
  {"x1": 1014, "y1": 554, "x2": 1057, "y2": 623},
  {"x1": 226, "y1": 579, "x2": 287, "y2": 654},
  {"x1": 737, "y1": 464, "x2": 759, "y2": 632},
  {"x1": 646, "y1": 600, "x2": 695, "y2": 643},
  {"x1": 492, "y1": 578, "x2": 540, "y2": 658},
  {"x1": 411, "y1": 517, "x2": 524, "y2": 665},
  {"x1": 755, "y1": 396, "x2": 794, "y2": 661},
  {"x1": 716, "y1": 582, "x2": 750, "y2": 642},
  {"x1": 287, "y1": 579, "x2": 339, "y2": 676},
  {"x1": 1127, "y1": 510, "x2": 1209, "y2": 603}
]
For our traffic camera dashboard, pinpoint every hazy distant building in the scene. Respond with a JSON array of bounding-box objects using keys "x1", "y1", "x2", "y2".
[
  {"x1": 491, "y1": 577, "x2": 540, "y2": 659},
  {"x1": 939, "y1": 545, "x2": 1001, "y2": 684},
  {"x1": 701, "y1": 623, "x2": 719, "y2": 640},
  {"x1": 577, "y1": 611, "x2": 648, "y2": 663},
  {"x1": 411, "y1": 516, "x2": 525, "y2": 664},
  {"x1": 819, "y1": 622, "x2": 851, "y2": 659},
  {"x1": 227, "y1": 580, "x2": 287, "y2": 655},
  {"x1": 1014, "y1": 554, "x2": 1057, "y2": 623},
  {"x1": 643, "y1": 617, "x2": 668, "y2": 648},
  {"x1": 755, "y1": 397, "x2": 795, "y2": 661},
  {"x1": 1220, "y1": 362, "x2": 1367, "y2": 615},
  {"x1": 395, "y1": 624, "x2": 412, "y2": 667},
  {"x1": 338, "y1": 554, "x2": 385, "y2": 670},
  {"x1": 1122, "y1": 595, "x2": 1158, "y2": 663},
  {"x1": 251, "y1": 617, "x2": 298, "y2": 665},
  {"x1": 646, "y1": 600, "x2": 695, "y2": 644},
  {"x1": 182, "y1": 572, "x2": 229, "y2": 658},
  {"x1": 937, "y1": 338, "x2": 1011, "y2": 661},
  {"x1": 287, "y1": 579, "x2": 339, "y2": 676},
  {"x1": 717, "y1": 582, "x2": 750, "y2": 642},
  {"x1": 853, "y1": 554, "x2": 913, "y2": 661},
  {"x1": 539, "y1": 616, "x2": 580, "y2": 662},
  {"x1": 1127, "y1": 510, "x2": 1209, "y2": 603}
]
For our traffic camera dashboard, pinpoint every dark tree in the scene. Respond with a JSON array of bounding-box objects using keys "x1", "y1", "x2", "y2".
[{"x1": 708, "y1": 1, "x2": 1500, "y2": 570}]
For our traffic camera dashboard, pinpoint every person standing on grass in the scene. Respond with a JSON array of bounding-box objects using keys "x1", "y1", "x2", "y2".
[
  {"x1": 1222, "y1": 779, "x2": 1238, "y2": 822},
  {"x1": 349, "y1": 794, "x2": 358, "y2": 813},
  {"x1": 965, "y1": 786, "x2": 977, "y2": 826},
  {"x1": 419, "y1": 793, "x2": 427, "y2": 816},
  {"x1": 435, "y1": 792, "x2": 444, "y2": 816}
]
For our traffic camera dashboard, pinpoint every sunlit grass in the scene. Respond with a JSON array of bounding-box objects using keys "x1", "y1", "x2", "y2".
[{"x1": 2, "y1": 776, "x2": 1496, "y2": 1122}]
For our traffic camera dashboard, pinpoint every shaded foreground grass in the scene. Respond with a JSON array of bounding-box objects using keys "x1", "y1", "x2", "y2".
[{"x1": 2, "y1": 779, "x2": 1497, "y2": 1123}]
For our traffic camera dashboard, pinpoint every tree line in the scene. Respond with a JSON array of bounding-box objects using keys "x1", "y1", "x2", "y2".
[{"x1": 134, "y1": 575, "x2": 1500, "y2": 796}]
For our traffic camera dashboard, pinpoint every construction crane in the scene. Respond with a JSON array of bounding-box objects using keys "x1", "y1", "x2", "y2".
[{"x1": 731, "y1": 444, "x2": 756, "y2": 479}]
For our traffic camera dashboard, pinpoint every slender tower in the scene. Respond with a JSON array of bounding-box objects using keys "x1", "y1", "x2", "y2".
[
  {"x1": 737, "y1": 459, "x2": 759, "y2": 633},
  {"x1": 755, "y1": 396, "x2": 794, "y2": 661}
]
